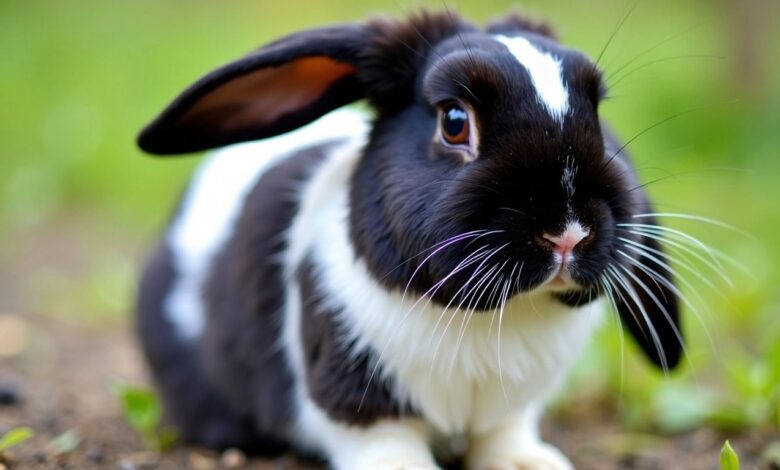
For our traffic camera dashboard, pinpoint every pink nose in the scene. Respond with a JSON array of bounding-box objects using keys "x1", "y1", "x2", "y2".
[{"x1": 541, "y1": 223, "x2": 590, "y2": 258}]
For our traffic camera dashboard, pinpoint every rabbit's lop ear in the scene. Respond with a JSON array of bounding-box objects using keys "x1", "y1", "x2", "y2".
[
  {"x1": 138, "y1": 24, "x2": 367, "y2": 155},
  {"x1": 613, "y1": 213, "x2": 684, "y2": 372}
]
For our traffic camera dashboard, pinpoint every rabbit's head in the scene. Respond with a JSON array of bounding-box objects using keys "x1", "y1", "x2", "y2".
[{"x1": 138, "y1": 12, "x2": 683, "y2": 370}]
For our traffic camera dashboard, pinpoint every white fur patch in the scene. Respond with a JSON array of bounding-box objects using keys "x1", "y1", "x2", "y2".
[
  {"x1": 164, "y1": 109, "x2": 369, "y2": 340},
  {"x1": 280, "y1": 122, "x2": 440, "y2": 468},
  {"x1": 563, "y1": 220, "x2": 589, "y2": 246},
  {"x1": 495, "y1": 35, "x2": 569, "y2": 123},
  {"x1": 562, "y1": 155, "x2": 577, "y2": 199},
  {"x1": 283, "y1": 129, "x2": 604, "y2": 446}
]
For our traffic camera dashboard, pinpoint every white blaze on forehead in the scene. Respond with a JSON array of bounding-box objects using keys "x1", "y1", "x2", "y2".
[{"x1": 495, "y1": 35, "x2": 569, "y2": 123}]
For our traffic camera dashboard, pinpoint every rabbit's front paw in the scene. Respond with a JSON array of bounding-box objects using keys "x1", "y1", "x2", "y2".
[
  {"x1": 469, "y1": 441, "x2": 574, "y2": 470},
  {"x1": 361, "y1": 460, "x2": 441, "y2": 470}
]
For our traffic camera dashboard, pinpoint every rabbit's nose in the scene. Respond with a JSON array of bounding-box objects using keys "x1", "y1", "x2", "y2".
[{"x1": 539, "y1": 222, "x2": 590, "y2": 263}]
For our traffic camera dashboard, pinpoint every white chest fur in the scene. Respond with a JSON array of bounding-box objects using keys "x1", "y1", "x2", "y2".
[{"x1": 284, "y1": 132, "x2": 605, "y2": 437}]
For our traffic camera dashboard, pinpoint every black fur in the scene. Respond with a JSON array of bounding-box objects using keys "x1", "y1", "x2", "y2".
[
  {"x1": 485, "y1": 12, "x2": 557, "y2": 39},
  {"x1": 298, "y1": 259, "x2": 413, "y2": 424},
  {"x1": 136, "y1": 242, "x2": 266, "y2": 451},
  {"x1": 136, "y1": 10, "x2": 685, "y2": 455},
  {"x1": 611, "y1": 212, "x2": 682, "y2": 369},
  {"x1": 138, "y1": 143, "x2": 322, "y2": 451}
]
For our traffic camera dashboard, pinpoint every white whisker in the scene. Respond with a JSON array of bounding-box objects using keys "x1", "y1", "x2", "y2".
[
  {"x1": 458, "y1": 260, "x2": 509, "y2": 355},
  {"x1": 359, "y1": 240, "x2": 494, "y2": 411},
  {"x1": 488, "y1": 261, "x2": 517, "y2": 338},
  {"x1": 432, "y1": 243, "x2": 510, "y2": 367},
  {"x1": 600, "y1": 276, "x2": 626, "y2": 402},
  {"x1": 496, "y1": 276, "x2": 513, "y2": 403},
  {"x1": 632, "y1": 212, "x2": 753, "y2": 239},
  {"x1": 618, "y1": 238, "x2": 727, "y2": 315},
  {"x1": 620, "y1": 223, "x2": 750, "y2": 280},
  {"x1": 450, "y1": 262, "x2": 504, "y2": 370},
  {"x1": 399, "y1": 230, "x2": 497, "y2": 303},
  {"x1": 614, "y1": 263, "x2": 687, "y2": 365},
  {"x1": 606, "y1": 266, "x2": 670, "y2": 373},
  {"x1": 619, "y1": 236, "x2": 717, "y2": 290},
  {"x1": 620, "y1": 227, "x2": 736, "y2": 286},
  {"x1": 617, "y1": 249, "x2": 716, "y2": 357}
]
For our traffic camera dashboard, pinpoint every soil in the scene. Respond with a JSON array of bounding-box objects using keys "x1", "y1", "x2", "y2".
[{"x1": 0, "y1": 219, "x2": 777, "y2": 469}]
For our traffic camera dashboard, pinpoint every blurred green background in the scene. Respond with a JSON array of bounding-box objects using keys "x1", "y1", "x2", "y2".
[{"x1": 1, "y1": 0, "x2": 778, "y2": 437}]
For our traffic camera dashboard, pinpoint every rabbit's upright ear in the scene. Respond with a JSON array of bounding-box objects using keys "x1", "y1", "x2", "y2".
[
  {"x1": 138, "y1": 24, "x2": 368, "y2": 155},
  {"x1": 612, "y1": 212, "x2": 684, "y2": 372}
]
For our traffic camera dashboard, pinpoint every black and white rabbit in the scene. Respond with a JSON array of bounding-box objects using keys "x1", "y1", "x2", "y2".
[{"x1": 135, "y1": 11, "x2": 683, "y2": 469}]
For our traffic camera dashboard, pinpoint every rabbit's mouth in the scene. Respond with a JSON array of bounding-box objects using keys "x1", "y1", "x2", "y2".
[{"x1": 545, "y1": 266, "x2": 576, "y2": 290}]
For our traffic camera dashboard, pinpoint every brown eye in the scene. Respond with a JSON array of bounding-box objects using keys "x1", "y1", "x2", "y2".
[{"x1": 441, "y1": 104, "x2": 470, "y2": 146}]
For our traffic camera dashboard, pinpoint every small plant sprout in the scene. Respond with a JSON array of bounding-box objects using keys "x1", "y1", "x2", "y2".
[
  {"x1": 776, "y1": 405, "x2": 780, "y2": 431},
  {"x1": 113, "y1": 382, "x2": 178, "y2": 452},
  {"x1": 0, "y1": 427, "x2": 35, "y2": 462},
  {"x1": 46, "y1": 429, "x2": 81, "y2": 456},
  {"x1": 720, "y1": 440, "x2": 740, "y2": 470}
]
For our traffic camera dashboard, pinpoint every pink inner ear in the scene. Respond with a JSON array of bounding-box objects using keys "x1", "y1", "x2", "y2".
[{"x1": 179, "y1": 56, "x2": 357, "y2": 134}]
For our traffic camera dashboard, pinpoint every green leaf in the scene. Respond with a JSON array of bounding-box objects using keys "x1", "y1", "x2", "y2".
[
  {"x1": 112, "y1": 382, "x2": 179, "y2": 453},
  {"x1": 47, "y1": 429, "x2": 81, "y2": 455},
  {"x1": 0, "y1": 427, "x2": 35, "y2": 452},
  {"x1": 157, "y1": 427, "x2": 179, "y2": 452},
  {"x1": 720, "y1": 440, "x2": 740, "y2": 470},
  {"x1": 114, "y1": 384, "x2": 162, "y2": 434},
  {"x1": 776, "y1": 405, "x2": 780, "y2": 431}
]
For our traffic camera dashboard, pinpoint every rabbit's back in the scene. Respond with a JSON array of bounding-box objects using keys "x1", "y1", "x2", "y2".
[
  {"x1": 136, "y1": 109, "x2": 371, "y2": 449},
  {"x1": 165, "y1": 109, "x2": 370, "y2": 341}
]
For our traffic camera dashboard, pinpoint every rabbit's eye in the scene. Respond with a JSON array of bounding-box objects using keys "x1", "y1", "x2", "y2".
[{"x1": 441, "y1": 104, "x2": 470, "y2": 146}]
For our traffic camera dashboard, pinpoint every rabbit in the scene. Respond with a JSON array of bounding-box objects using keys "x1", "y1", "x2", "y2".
[{"x1": 134, "y1": 11, "x2": 683, "y2": 470}]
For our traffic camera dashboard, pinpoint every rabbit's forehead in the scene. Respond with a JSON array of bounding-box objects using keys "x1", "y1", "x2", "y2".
[
  {"x1": 493, "y1": 34, "x2": 569, "y2": 124},
  {"x1": 427, "y1": 32, "x2": 598, "y2": 127}
]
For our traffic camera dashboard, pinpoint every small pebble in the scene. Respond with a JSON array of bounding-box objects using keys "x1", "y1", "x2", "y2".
[
  {"x1": 619, "y1": 454, "x2": 638, "y2": 467},
  {"x1": 121, "y1": 452, "x2": 157, "y2": 470},
  {"x1": 189, "y1": 451, "x2": 217, "y2": 470},
  {"x1": 0, "y1": 384, "x2": 19, "y2": 406},
  {"x1": 118, "y1": 460, "x2": 136, "y2": 470},
  {"x1": 33, "y1": 451, "x2": 48, "y2": 463},
  {"x1": 87, "y1": 448, "x2": 105, "y2": 464},
  {"x1": 43, "y1": 415, "x2": 60, "y2": 433},
  {"x1": 221, "y1": 448, "x2": 247, "y2": 468},
  {"x1": 0, "y1": 315, "x2": 29, "y2": 358}
]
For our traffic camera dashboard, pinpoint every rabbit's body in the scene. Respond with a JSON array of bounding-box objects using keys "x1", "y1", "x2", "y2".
[
  {"x1": 136, "y1": 12, "x2": 684, "y2": 469},
  {"x1": 139, "y1": 108, "x2": 604, "y2": 456}
]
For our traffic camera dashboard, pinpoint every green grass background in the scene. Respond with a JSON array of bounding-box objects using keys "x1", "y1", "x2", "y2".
[{"x1": 1, "y1": 0, "x2": 779, "y2": 434}]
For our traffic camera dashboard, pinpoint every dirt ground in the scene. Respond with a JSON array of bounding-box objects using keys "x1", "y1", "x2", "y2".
[
  {"x1": 0, "y1": 220, "x2": 777, "y2": 469},
  {"x1": 0, "y1": 315, "x2": 774, "y2": 470}
]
